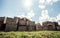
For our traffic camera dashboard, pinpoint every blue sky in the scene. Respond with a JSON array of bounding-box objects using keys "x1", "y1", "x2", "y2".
[{"x1": 0, "y1": 0, "x2": 60, "y2": 24}]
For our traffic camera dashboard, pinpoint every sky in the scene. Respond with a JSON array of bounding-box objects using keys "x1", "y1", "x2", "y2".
[{"x1": 0, "y1": 0, "x2": 60, "y2": 25}]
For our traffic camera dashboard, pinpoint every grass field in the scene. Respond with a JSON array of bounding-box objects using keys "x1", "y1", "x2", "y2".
[{"x1": 0, "y1": 31, "x2": 60, "y2": 38}]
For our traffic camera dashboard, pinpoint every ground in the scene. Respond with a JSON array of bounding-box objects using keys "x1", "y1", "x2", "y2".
[{"x1": 0, "y1": 31, "x2": 60, "y2": 38}]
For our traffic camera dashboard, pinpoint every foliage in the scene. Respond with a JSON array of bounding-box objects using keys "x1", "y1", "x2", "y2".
[{"x1": 0, "y1": 31, "x2": 60, "y2": 38}]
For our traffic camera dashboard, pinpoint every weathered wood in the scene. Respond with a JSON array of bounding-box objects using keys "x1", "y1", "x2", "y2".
[
  {"x1": 57, "y1": 25, "x2": 60, "y2": 30},
  {"x1": 27, "y1": 21, "x2": 35, "y2": 26},
  {"x1": 5, "y1": 18, "x2": 18, "y2": 31},
  {"x1": 0, "y1": 22, "x2": 3, "y2": 30},
  {"x1": 0, "y1": 17, "x2": 6, "y2": 31},
  {"x1": 36, "y1": 23, "x2": 42, "y2": 30},
  {"x1": 28, "y1": 25, "x2": 36, "y2": 31},
  {"x1": 5, "y1": 22, "x2": 17, "y2": 31},
  {"x1": 0, "y1": 17, "x2": 4, "y2": 22},
  {"x1": 18, "y1": 19, "x2": 26, "y2": 25},
  {"x1": 18, "y1": 25, "x2": 27, "y2": 31},
  {"x1": 42, "y1": 21, "x2": 55, "y2": 30}
]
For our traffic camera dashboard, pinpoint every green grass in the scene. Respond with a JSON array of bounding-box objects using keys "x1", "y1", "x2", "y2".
[{"x1": 0, "y1": 31, "x2": 60, "y2": 38}]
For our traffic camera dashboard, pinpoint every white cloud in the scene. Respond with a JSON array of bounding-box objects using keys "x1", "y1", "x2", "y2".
[
  {"x1": 39, "y1": 5, "x2": 45, "y2": 9},
  {"x1": 41, "y1": 10, "x2": 49, "y2": 19},
  {"x1": 46, "y1": 0, "x2": 51, "y2": 3},
  {"x1": 46, "y1": 0, "x2": 53, "y2": 5},
  {"x1": 39, "y1": 0, "x2": 45, "y2": 4},
  {"x1": 48, "y1": 14, "x2": 60, "y2": 25},
  {"x1": 16, "y1": 10, "x2": 35, "y2": 21},
  {"x1": 53, "y1": 0, "x2": 59, "y2": 2},
  {"x1": 39, "y1": 10, "x2": 60, "y2": 25},
  {"x1": 56, "y1": 14, "x2": 60, "y2": 25},
  {"x1": 46, "y1": 0, "x2": 59, "y2": 5},
  {"x1": 40, "y1": 10, "x2": 47, "y2": 17},
  {"x1": 16, "y1": 12, "x2": 26, "y2": 18},
  {"x1": 22, "y1": 10, "x2": 35, "y2": 21},
  {"x1": 39, "y1": 0, "x2": 59, "y2": 25},
  {"x1": 39, "y1": 0, "x2": 59, "y2": 9},
  {"x1": 39, "y1": 10, "x2": 49, "y2": 25},
  {"x1": 26, "y1": 10, "x2": 35, "y2": 20},
  {"x1": 39, "y1": 0, "x2": 46, "y2": 9},
  {"x1": 49, "y1": 17, "x2": 57, "y2": 22},
  {"x1": 57, "y1": 14, "x2": 60, "y2": 21},
  {"x1": 39, "y1": 9, "x2": 59, "y2": 25},
  {"x1": 46, "y1": 0, "x2": 52, "y2": 4}
]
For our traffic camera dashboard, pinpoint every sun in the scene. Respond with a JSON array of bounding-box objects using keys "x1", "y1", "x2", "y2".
[{"x1": 22, "y1": 0, "x2": 33, "y2": 10}]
